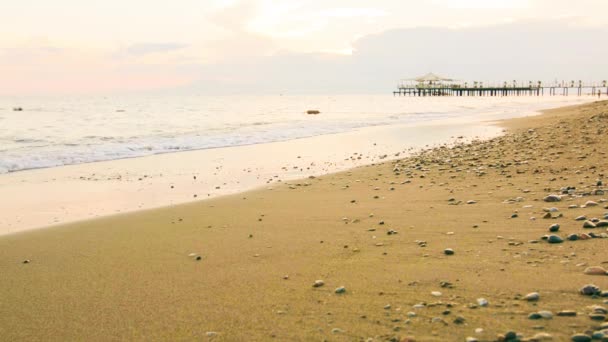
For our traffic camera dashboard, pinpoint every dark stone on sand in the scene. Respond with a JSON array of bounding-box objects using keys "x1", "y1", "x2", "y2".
[
  {"x1": 570, "y1": 334, "x2": 592, "y2": 342},
  {"x1": 557, "y1": 310, "x2": 577, "y2": 317},
  {"x1": 580, "y1": 284, "x2": 601, "y2": 296},
  {"x1": 567, "y1": 234, "x2": 579, "y2": 241},
  {"x1": 549, "y1": 224, "x2": 560, "y2": 232},
  {"x1": 444, "y1": 248, "x2": 454, "y2": 255},
  {"x1": 547, "y1": 235, "x2": 563, "y2": 244},
  {"x1": 544, "y1": 194, "x2": 561, "y2": 202}
]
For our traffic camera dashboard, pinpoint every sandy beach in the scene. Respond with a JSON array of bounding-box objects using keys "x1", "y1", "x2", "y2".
[{"x1": 1, "y1": 101, "x2": 608, "y2": 341}]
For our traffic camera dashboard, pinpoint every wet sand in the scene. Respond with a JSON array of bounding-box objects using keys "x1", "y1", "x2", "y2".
[
  {"x1": 1, "y1": 101, "x2": 608, "y2": 341},
  {"x1": 0, "y1": 120, "x2": 503, "y2": 235}
]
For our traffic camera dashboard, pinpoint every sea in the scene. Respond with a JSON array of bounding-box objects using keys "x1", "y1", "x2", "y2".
[{"x1": 0, "y1": 94, "x2": 593, "y2": 174}]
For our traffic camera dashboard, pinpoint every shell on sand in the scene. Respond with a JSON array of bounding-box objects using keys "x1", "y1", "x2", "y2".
[{"x1": 584, "y1": 266, "x2": 608, "y2": 275}]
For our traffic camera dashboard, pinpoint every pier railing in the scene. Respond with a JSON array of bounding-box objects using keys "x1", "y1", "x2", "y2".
[{"x1": 394, "y1": 80, "x2": 608, "y2": 97}]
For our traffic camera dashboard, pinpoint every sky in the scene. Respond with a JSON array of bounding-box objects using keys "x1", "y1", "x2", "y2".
[{"x1": 1, "y1": 0, "x2": 607, "y2": 95}]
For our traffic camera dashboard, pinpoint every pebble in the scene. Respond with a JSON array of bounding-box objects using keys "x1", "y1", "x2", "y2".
[
  {"x1": 431, "y1": 291, "x2": 442, "y2": 297},
  {"x1": 467, "y1": 200, "x2": 477, "y2": 204},
  {"x1": 206, "y1": 332, "x2": 219, "y2": 337},
  {"x1": 575, "y1": 215, "x2": 587, "y2": 221},
  {"x1": 547, "y1": 235, "x2": 564, "y2": 244},
  {"x1": 589, "y1": 313, "x2": 606, "y2": 321},
  {"x1": 453, "y1": 316, "x2": 466, "y2": 324},
  {"x1": 596, "y1": 220, "x2": 608, "y2": 227},
  {"x1": 532, "y1": 332, "x2": 553, "y2": 341},
  {"x1": 584, "y1": 266, "x2": 607, "y2": 275},
  {"x1": 22, "y1": 259, "x2": 30, "y2": 264},
  {"x1": 331, "y1": 328, "x2": 344, "y2": 334},
  {"x1": 476, "y1": 298, "x2": 489, "y2": 307},
  {"x1": 525, "y1": 292, "x2": 540, "y2": 301},
  {"x1": 444, "y1": 248, "x2": 455, "y2": 255},
  {"x1": 313, "y1": 280, "x2": 325, "y2": 288},
  {"x1": 585, "y1": 200, "x2": 599, "y2": 207},
  {"x1": 583, "y1": 221, "x2": 597, "y2": 228},
  {"x1": 570, "y1": 334, "x2": 591, "y2": 342},
  {"x1": 568, "y1": 234, "x2": 579, "y2": 241},
  {"x1": 335, "y1": 286, "x2": 346, "y2": 294},
  {"x1": 549, "y1": 223, "x2": 560, "y2": 232},
  {"x1": 544, "y1": 194, "x2": 561, "y2": 202},
  {"x1": 557, "y1": 310, "x2": 577, "y2": 317},
  {"x1": 580, "y1": 284, "x2": 601, "y2": 296},
  {"x1": 538, "y1": 310, "x2": 553, "y2": 319},
  {"x1": 465, "y1": 337, "x2": 478, "y2": 342}
]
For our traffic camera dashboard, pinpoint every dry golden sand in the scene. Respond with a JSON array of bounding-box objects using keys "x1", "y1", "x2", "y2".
[{"x1": 1, "y1": 101, "x2": 608, "y2": 342}]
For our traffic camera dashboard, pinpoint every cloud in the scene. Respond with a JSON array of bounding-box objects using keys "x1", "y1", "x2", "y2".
[
  {"x1": 124, "y1": 43, "x2": 188, "y2": 56},
  {"x1": 186, "y1": 18, "x2": 608, "y2": 94}
]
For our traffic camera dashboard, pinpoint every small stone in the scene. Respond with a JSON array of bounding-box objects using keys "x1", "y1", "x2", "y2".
[
  {"x1": 206, "y1": 332, "x2": 219, "y2": 337},
  {"x1": 313, "y1": 280, "x2": 325, "y2": 288},
  {"x1": 544, "y1": 194, "x2": 561, "y2": 202},
  {"x1": 467, "y1": 200, "x2": 477, "y2": 204},
  {"x1": 575, "y1": 216, "x2": 587, "y2": 221},
  {"x1": 22, "y1": 259, "x2": 30, "y2": 264},
  {"x1": 583, "y1": 221, "x2": 597, "y2": 229},
  {"x1": 531, "y1": 332, "x2": 553, "y2": 341},
  {"x1": 585, "y1": 201, "x2": 599, "y2": 207},
  {"x1": 528, "y1": 312, "x2": 542, "y2": 320},
  {"x1": 570, "y1": 334, "x2": 591, "y2": 342},
  {"x1": 431, "y1": 291, "x2": 442, "y2": 297},
  {"x1": 477, "y1": 298, "x2": 489, "y2": 307},
  {"x1": 589, "y1": 313, "x2": 606, "y2": 321},
  {"x1": 465, "y1": 337, "x2": 478, "y2": 342},
  {"x1": 335, "y1": 286, "x2": 346, "y2": 294},
  {"x1": 444, "y1": 248, "x2": 455, "y2": 255},
  {"x1": 568, "y1": 234, "x2": 579, "y2": 241},
  {"x1": 538, "y1": 310, "x2": 553, "y2": 319},
  {"x1": 504, "y1": 331, "x2": 517, "y2": 340},
  {"x1": 596, "y1": 220, "x2": 608, "y2": 227},
  {"x1": 549, "y1": 224, "x2": 560, "y2": 232},
  {"x1": 525, "y1": 292, "x2": 540, "y2": 301},
  {"x1": 557, "y1": 310, "x2": 577, "y2": 317},
  {"x1": 454, "y1": 316, "x2": 466, "y2": 324},
  {"x1": 584, "y1": 266, "x2": 607, "y2": 275},
  {"x1": 331, "y1": 328, "x2": 344, "y2": 334},
  {"x1": 195, "y1": 256, "x2": 202, "y2": 261},
  {"x1": 580, "y1": 284, "x2": 601, "y2": 296},
  {"x1": 384, "y1": 304, "x2": 392, "y2": 310},
  {"x1": 547, "y1": 235, "x2": 563, "y2": 244}
]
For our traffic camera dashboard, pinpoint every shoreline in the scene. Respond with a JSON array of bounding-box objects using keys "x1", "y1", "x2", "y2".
[
  {"x1": 1, "y1": 100, "x2": 608, "y2": 341},
  {"x1": 0, "y1": 98, "x2": 594, "y2": 235}
]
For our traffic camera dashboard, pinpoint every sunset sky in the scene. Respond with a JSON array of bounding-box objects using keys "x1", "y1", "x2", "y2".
[{"x1": 1, "y1": 0, "x2": 607, "y2": 95}]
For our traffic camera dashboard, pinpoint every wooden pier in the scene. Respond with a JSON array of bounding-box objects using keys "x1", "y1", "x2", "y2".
[{"x1": 394, "y1": 73, "x2": 608, "y2": 97}]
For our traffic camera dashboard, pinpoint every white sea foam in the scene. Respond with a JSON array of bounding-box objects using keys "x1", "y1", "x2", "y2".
[{"x1": 0, "y1": 94, "x2": 593, "y2": 174}]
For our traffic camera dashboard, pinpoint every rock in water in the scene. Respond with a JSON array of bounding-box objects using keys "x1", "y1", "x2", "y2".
[
  {"x1": 584, "y1": 266, "x2": 607, "y2": 275},
  {"x1": 544, "y1": 194, "x2": 561, "y2": 202},
  {"x1": 547, "y1": 235, "x2": 563, "y2": 244}
]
